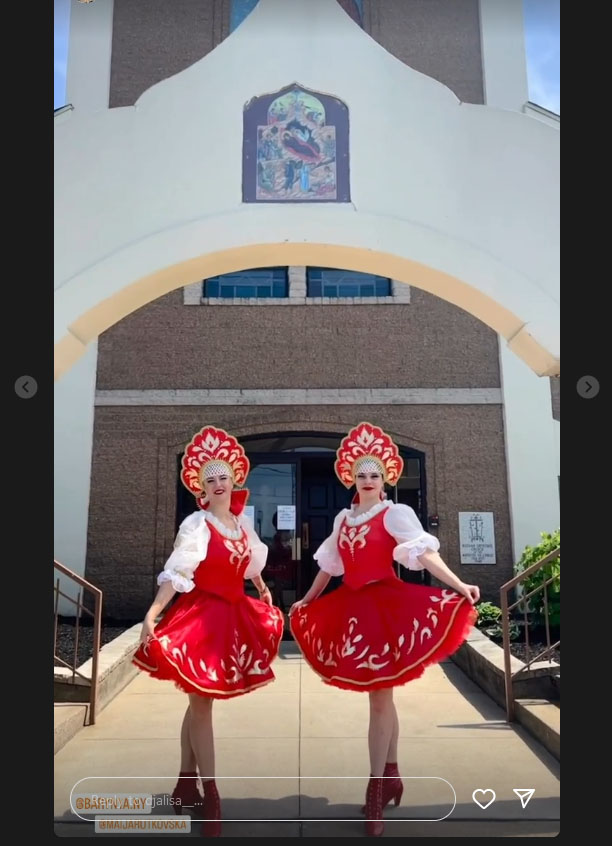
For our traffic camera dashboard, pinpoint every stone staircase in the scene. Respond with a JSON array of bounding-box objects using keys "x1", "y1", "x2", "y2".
[
  {"x1": 54, "y1": 624, "x2": 141, "y2": 753},
  {"x1": 452, "y1": 628, "x2": 560, "y2": 761}
]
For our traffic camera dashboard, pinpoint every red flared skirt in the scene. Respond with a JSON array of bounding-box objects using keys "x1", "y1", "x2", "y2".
[
  {"x1": 133, "y1": 588, "x2": 284, "y2": 699},
  {"x1": 290, "y1": 578, "x2": 476, "y2": 692}
]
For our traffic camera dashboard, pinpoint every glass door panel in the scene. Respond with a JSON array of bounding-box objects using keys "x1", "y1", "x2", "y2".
[{"x1": 247, "y1": 462, "x2": 298, "y2": 617}]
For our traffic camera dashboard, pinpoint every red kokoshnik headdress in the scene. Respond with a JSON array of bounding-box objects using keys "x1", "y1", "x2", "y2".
[
  {"x1": 335, "y1": 422, "x2": 404, "y2": 500},
  {"x1": 181, "y1": 426, "x2": 250, "y2": 515}
]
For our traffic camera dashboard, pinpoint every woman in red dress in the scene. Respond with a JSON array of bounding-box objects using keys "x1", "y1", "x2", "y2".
[
  {"x1": 132, "y1": 426, "x2": 284, "y2": 836},
  {"x1": 289, "y1": 422, "x2": 479, "y2": 836}
]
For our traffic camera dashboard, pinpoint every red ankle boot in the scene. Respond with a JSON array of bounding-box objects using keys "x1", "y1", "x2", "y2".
[
  {"x1": 364, "y1": 777, "x2": 384, "y2": 837},
  {"x1": 362, "y1": 762, "x2": 403, "y2": 812},
  {"x1": 171, "y1": 771, "x2": 202, "y2": 815},
  {"x1": 201, "y1": 779, "x2": 221, "y2": 837},
  {"x1": 382, "y1": 761, "x2": 403, "y2": 808}
]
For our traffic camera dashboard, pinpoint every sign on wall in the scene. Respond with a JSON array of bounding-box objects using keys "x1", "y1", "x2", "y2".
[{"x1": 458, "y1": 512, "x2": 496, "y2": 564}]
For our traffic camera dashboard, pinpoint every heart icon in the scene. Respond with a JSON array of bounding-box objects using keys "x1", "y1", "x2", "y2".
[{"x1": 472, "y1": 789, "x2": 496, "y2": 810}]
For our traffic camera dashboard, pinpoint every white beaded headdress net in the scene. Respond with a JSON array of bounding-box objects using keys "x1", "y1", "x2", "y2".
[
  {"x1": 202, "y1": 461, "x2": 234, "y2": 480},
  {"x1": 354, "y1": 457, "x2": 385, "y2": 477}
]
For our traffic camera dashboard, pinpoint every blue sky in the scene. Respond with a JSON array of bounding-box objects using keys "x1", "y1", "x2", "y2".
[
  {"x1": 523, "y1": 0, "x2": 560, "y2": 113},
  {"x1": 54, "y1": 0, "x2": 70, "y2": 110},
  {"x1": 54, "y1": 0, "x2": 559, "y2": 114}
]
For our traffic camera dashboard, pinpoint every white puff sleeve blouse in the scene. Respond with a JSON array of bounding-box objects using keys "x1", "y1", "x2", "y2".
[
  {"x1": 239, "y1": 513, "x2": 269, "y2": 579},
  {"x1": 156, "y1": 510, "x2": 270, "y2": 591},
  {"x1": 385, "y1": 503, "x2": 440, "y2": 570},
  {"x1": 312, "y1": 501, "x2": 440, "y2": 576},
  {"x1": 312, "y1": 509, "x2": 348, "y2": 576},
  {"x1": 157, "y1": 511, "x2": 209, "y2": 593}
]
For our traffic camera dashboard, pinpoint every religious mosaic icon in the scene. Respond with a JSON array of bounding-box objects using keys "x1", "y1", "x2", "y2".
[{"x1": 243, "y1": 84, "x2": 350, "y2": 203}]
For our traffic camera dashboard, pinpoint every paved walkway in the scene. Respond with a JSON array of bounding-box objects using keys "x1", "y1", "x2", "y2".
[{"x1": 54, "y1": 644, "x2": 559, "y2": 837}]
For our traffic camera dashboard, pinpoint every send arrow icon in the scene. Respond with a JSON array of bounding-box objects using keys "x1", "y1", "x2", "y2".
[{"x1": 513, "y1": 788, "x2": 535, "y2": 809}]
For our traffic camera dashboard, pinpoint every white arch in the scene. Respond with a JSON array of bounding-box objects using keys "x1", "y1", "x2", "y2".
[
  {"x1": 54, "y1": 0, "x2": 559, "y2": 379},
  {"x1": 55, "y1": 232, "x2": 557, "y2": 380}
]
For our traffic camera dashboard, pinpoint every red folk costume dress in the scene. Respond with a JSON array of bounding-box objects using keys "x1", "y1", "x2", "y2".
[
  {"x1": 132, "y1": 427, "x2": 284, "y2": 699},
  {"x1": 290, "y1": 423, "x2": 477, "y2": 692}
]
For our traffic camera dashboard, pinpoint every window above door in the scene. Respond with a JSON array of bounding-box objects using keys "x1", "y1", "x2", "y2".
[
  {"x1": 203, "y1": 267, "x2": 288, "y2": 299},
  {"x1": 184, "y1": 266, "x2": 410, "y2": 305}
]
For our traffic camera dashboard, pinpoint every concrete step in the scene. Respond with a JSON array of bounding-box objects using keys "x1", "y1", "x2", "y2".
[
  {"x1": 55, "y1": 623, "x2": 141, "y2": 707},
  {"x1": 54, "y1": 624, "x2": 142, "y2": 754},
  {"x1": 515, "y1": 698, "x2": 560, "y2": 761},
  {"x1": 54, "y1": 703, "x2": 88, "y2": 754}
]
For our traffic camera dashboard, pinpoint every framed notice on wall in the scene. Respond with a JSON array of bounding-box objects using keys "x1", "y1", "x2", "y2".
[{"x1": 458, "y1": 512, "x2": 496, "y2": 564}]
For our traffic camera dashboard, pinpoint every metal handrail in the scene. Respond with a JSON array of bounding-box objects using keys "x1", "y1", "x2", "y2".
[
  {"x1": 500, "y1": 546, "x2": 560, "y2": 721},
  {"x1": 54, "y1": 560, "x2": 103, "y2": 725}
]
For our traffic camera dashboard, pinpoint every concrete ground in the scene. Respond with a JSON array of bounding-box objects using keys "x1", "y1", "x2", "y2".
[{"x1": 54, "y1": 644, "x2": 560, "y2": 837}]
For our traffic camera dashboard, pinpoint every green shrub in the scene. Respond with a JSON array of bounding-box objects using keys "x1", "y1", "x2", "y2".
[
  {"x1": 514, "y1": 530, "x2": 560, "y2": 628},
  {"x1": 475, "y1": 601, "x2": 519, "y2": 642},
  {"x1": 475, "y1": 601, "x2": 502, "y2": 626}
]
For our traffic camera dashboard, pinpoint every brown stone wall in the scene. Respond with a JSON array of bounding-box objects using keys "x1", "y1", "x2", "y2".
[
  {"x1": 363, "y1": 0, "x2": 484, "y2": 104},
  {"x1": 109, "y1": 0, "x2": 484, "y2": 108},
  {"x1": 109, "y1": 0, "x2": 229, "y2": 108},
  {"x1": 96, "y1": 288, "x2": 500, "y2": 390}
]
